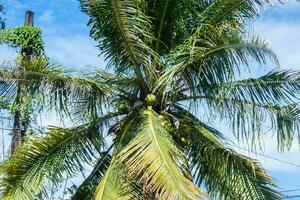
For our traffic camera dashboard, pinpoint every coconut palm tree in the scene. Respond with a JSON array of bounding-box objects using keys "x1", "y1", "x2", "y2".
[
  {"x1": 0, "y1": 4, "x2": 4, "y2": 29},
  {"x1": 1, "y1": 0, "x2": 300, "y2": 199},
  {"x1": 0, "y1": 25, "x2": 47, "y2": 153},
  {"x1": 0, "y1": 25, "x2": 108, "y2": 155}
]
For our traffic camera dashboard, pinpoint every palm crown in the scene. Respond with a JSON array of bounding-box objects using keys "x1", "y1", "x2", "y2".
[{"x1": 1, "y1": 0, "x2": 300, "y2": 199}]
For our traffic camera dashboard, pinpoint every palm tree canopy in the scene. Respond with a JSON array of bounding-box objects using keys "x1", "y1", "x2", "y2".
[{"x1": 1, "y1": 0, "x2": 300, "y2": 199}]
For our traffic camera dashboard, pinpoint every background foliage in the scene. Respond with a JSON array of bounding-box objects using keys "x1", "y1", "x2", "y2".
[{"x1": 0, "y1": 26, "x2": 44, "y2": 55}]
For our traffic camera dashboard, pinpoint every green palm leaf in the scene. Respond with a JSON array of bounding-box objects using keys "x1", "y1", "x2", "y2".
[
  {"x1": 190, "y1": 141, "x2": 282, "y2": 199},
  {"x1": 216, "y1": 99, "x2": 300, "y2": 151},
  {"x1": 176, "y1": 70, "x2": 300, "y2": 150},
  {"x1": 210, "y1": 70, "x2": 300, "y2": 104},
  {"x1": 155, "y1": 32, "x2": 276, "y2": 94},
  {"x1": 198, "y1": 0, "x2": 271, "y2": 26},
  {"x1": 0, "y1": 113, "x2": 117, "y2": 200},
  {"x1": 149, "y1": 0, "x2": 199, "y2": 54},
  {"x1": 0, "y1": 57, "x2": 113, "y2": 120},
  {"x1": 94, "y1": 156, "x2": 133, "y2": 200},
  {"x1": 79, "y1": 0, "x2": 158, "y2": 87},
  {"x1": 71, "y1": 151, "x2": 111, "y2": 200},
  {"x1": 117, "y1": 109, "x2": 203, "y2": 200},
  {"x1": 171, "y1": 108, "x2": 281, "y2": 199}
]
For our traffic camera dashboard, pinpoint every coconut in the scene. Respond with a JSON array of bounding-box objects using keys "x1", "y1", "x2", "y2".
[{"x1": 145, "y1": 94, "x2": 156, "y2": 106}]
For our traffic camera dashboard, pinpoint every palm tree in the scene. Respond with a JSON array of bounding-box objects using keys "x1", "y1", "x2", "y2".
[
  {"x1": 0, "y1": 4, "x2": 4, "y2": 29},
  {"x1": 1, "y1": 0, "x2": 300, "y2": 199},
  {"x1": 0, "y1": 24, "x2": 106, "y2": 154},
  {"x1": 0, "y1": 24, "x2": 45, "y2": 154}
]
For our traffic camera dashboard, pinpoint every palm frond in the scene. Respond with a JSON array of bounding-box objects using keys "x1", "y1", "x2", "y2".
[
  {"x1": 71, "y1": 151, "x2": 111, "y2": 200},
  {"x1": 198, "y1": 0, "x2": 271, "y2": 27},
  {"x1": 1, "y1": 57, "x2": 114, "y2": 120},
  {"x1": 217, "y1": 100, "x2": 300, "y2": 151},
  {"x1": 156, "y1": 33, "x2": 277, "y2": 94},
  {"x1": 178, "y1": 70, "x2": 300, "y2": 150},
  {"x1": 171, "y1": 108, "x2": 281, "y2": 199},
  {"x1": 116, "y1": 109, "x2": 203, "y2": 200},
  {"x1": 208, "y1": 70, "x2": 300, "y2": 105},
  {"x1": 147, "y1": 0, "x2": 199, "y2": 54},
  {"x1": 0, "y1": 113, "x2": 117, "y2": 200},
  {"x1": 190, "y1": 141, "x2": 282, "y2": 199},
  {"x1": 179, "y1": 100, "x2": 300, "y2": 151},
  {"x1": 0, "y1": 66, "x2": 19, "y2": 107},
  {"x1": 79, "y1": 0, "x2": 158, "y2": 88},
  {"x1": 94, "y1": 156, "x2": 131, "y2": 200}
]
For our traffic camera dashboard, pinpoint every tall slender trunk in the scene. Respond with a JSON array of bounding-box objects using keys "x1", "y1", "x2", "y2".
[
  {"x1": 10, "y1": 87, "x2": 23, "y2": 154},
  {"x1": 10, "y1": 10, "x2": 34, "y2": 154}
]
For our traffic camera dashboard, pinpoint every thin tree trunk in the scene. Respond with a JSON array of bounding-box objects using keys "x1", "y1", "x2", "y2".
[
  {"x1": 10, "y1": 87, "x2": 23, "y2": 154},
  {"x1": 10, "y1": 10, "x2": 34, "y2": 154}
]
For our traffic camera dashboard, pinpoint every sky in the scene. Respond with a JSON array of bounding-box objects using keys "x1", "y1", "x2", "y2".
[{"x1": 0, "y1": 0, "x2": 300, "y2": 198}]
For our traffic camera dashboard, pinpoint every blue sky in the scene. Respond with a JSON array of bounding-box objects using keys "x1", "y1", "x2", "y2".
[{"x1": 1, "y1": 0, "x2": 300, "y2": 198}]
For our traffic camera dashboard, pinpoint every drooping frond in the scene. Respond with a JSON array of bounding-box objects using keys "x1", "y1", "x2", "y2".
[
  {"x1": 117, "y1": 109, "x2": 203, "y2": 200},
  {"x1": 207, "y1": 70, "x2": 300, "y2": 104},
  {"x1": 198, "y1": 0, "x2": 271, "y2": 27},
  {"x1": 171, "y1": 108, "x2": 281, "y2": 199},
  {"x1": 156, "y1": 33, "x2": 277, "y2": 94},
  {"x1": 0, "y1": 113, "x2": 117, "y2": 200},
  {"x1": 0, "y1": 69, "x2": 17, "y2": 108},
  {"x1": 178, "y1": 70, "x2": 300, "y2": 150},
  {"x1": 0, "y1": 57, "x2": 114, "y2": 120},
  {"x1": 190, "y1": 141, "x2": 282, "y2": 199},
  {"x1": 93, "y1": 156, "x2": 131, "y2": 200},
  {"x1": 71, "y1": 151, "x2": 111, "y2": 200},
  {"x1": 79, "y1": 0, "x2": 158, "y2": 87},
  {"x1": 215, "y1": 99, "x2": 300, "y2": 151}
]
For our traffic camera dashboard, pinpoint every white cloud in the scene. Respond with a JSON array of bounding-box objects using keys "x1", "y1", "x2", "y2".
[
  {"x1": 254, "y1": 20, "x2": 300, "y2": 69},
  {"x1": 44, "y1": 34, "x2": 105, "y2": 69},
  {"x1": 0, "y1": 45, "x2": 18, "y2": 62},
  {"x1": 251, "y1": 1, "x2": 300, "y2": 70},
  {"x1": 38, "y1": 10, "x2": 55, "y2": 24},
  {"x1": 244, "y1": 5, "x2": 300, "y2": 175}
]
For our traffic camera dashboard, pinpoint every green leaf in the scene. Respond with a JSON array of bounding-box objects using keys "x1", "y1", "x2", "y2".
[
  {"x1": 168, "y1": 106, "x2": 282, "y2": 199},
  {"x1": 94, "y1": 156, "x2": 131, "y2": 200},
  {"x1": 0, "y1": 57, "x2": 114, "y2": 121},
  {"x1": 156, "y1": 34, "x2": 277, "y2": 93},
  {"x1": 0, "y1": 114, "x2": 115, "y2": 200},
  {"x1": 80, "y1": 0, "x2": 158, "y2": 87},
  {"x1": 72, "y1": 151, "x2": 112, "y2": 200},
  {"x1": 0, "y1": 26, "x2": 44, "y2": 55},
  {"x1": 117, "y1": 109, "x2": 203, "y2": 200}
]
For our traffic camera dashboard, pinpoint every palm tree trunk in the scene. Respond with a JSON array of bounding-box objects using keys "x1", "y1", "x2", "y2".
[
  {"x1": 10, "y1": 84, "x2": 29, "y2": 153},
  {"x1": 10, "y1": 87, "x2": 23, "y2": 154},
  {"x1": 0, "y1": 4, "x2": 5, "y2": 29},
  {"x1": 10, "y1": 10, "x2": 34, "y2": 154}
]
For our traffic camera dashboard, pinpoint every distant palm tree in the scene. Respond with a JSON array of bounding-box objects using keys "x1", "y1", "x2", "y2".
[
  {"x1": 0, "y1": 25, "x2": 105, "y2": 155},
  {"x1": 0, "y1": 4, "x2": 4, "y2": 29},
  {"x1": 1, "y1": 0, "x2": 300, "y2": 199}
]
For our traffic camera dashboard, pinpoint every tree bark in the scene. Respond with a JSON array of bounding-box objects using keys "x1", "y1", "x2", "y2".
[
  {"x1": 10, "y1": 87, "x2": 23, "y2": 154},
  {"x1": 24, "y1": 10, "x2": 34, "y2": 26},
  {"x1": 10, "y1": 10, "x2": 34, "y2": 154}
]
